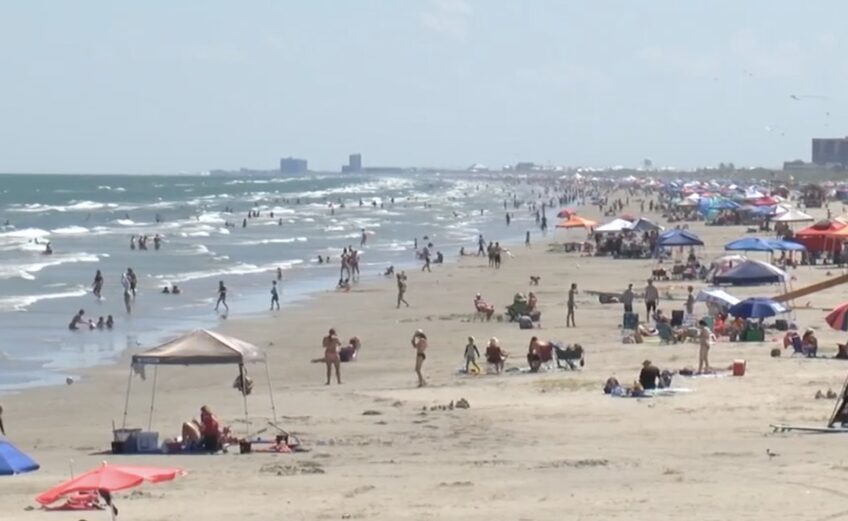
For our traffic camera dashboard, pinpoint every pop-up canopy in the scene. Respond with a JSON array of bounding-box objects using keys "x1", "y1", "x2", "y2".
[
  {"x1": 131, "y1": 329, "x2": 265, "y2": 366},
  {"x1": 123, "y1": 329, "x2": 277, "y2": 435}
]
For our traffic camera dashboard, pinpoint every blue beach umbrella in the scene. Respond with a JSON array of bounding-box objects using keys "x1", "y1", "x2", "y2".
[
  {"x1": 728, "y1": 297, "x2": 789, "y2": 319},
  {"x1": 0, "y1": 438, "x2": 40, "y2": 476}
]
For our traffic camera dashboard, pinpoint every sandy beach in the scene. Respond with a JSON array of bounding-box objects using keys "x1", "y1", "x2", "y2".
[{"x1": 3, "y1": 194, "x2": 848, "y2": 521}]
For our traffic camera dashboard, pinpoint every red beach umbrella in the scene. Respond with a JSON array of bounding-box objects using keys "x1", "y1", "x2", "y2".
[
  {"x1": 825, "y1": 302, "x2": 848, "y2": 332},
  {"x1": 35, "y1": 462, "x2": 184, "y2": 506},
  {"x1": 555, "y1": 215, "x2": 598, "y2": 229},
  {"x1": 556, "y1": 208, "x2": 575, "y2": 218}
]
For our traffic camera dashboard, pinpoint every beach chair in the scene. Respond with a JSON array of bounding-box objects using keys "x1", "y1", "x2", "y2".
[
  {"x1": 553, "y1": 343, "x2": 584, "y2": 370},
  {"x1": 472, "y1": 299, "x2": 494, "y2": 321},
  {"x1": 657, "y1": 322, "x2": 677, "y2": 344},
  {"x1": 671, "y1": 264, "x2": 685, "y2": 280}
]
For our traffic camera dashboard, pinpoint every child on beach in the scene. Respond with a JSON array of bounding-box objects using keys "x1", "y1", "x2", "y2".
[{"x1": 464, "y1": 336, "x2": 481, "y2": 374}]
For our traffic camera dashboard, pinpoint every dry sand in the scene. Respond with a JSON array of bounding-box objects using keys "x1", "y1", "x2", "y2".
[{"x1": 3, "y1": 196, "x2": 848, "y2": 520}]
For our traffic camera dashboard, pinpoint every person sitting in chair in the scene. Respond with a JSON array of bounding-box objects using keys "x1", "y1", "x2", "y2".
[
  {"x1": 527, "y1": 337, "x2": 550, "y2": 373},
  {"x1": 200, "y1": 405, "x2": 222, "y2": 452},
  {"x1": 339, "y1": 336, "x2": 361, "y2": 362},
  {"x1": 474, "y1": 293, "x2": 495, "y2": 320}
]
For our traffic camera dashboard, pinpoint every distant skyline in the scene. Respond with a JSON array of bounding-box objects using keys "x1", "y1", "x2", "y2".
[{"x1": 0, "y1": 1, "x2": 846, "y2": 174}]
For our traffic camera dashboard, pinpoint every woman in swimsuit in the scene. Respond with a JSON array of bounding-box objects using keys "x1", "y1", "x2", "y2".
[
  {"x1": 322, "y1": 328, "x2": 342, "y2": 385},
  {"x1": 412, "y1": 329, "x2": 428, "y2": 387}
]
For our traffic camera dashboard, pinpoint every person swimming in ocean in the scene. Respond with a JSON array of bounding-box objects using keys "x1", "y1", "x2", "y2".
[{"x1": 44, "y1": 242, "x2": 53, "y2": 255}]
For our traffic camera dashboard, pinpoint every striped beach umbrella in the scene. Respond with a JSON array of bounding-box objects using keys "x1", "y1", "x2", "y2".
[{"x1": 825, "y1": 302, "x2": 848, "y2": 332}]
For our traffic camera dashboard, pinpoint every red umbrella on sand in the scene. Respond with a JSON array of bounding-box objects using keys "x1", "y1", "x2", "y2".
[
  {"x1": 825, "y1": 302, "x2": 848, "y2": 332},
  {"x1": 36, "y1": 462, "x2": 184, "y2": 506},
  {"x1": 556, "y1": 209, "x2": 575, "y2": 218}
]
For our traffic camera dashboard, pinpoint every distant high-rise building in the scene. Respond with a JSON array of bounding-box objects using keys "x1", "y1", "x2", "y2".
[
  {"x1": 280, "y1": 157, "x2": 308, "y2": 174},
  {"x1": 812, "y1": 138, "x2": 848, "y2": 165},
  {"x1": 342, "y1": 153, "x2": 363, "y2": 173}
]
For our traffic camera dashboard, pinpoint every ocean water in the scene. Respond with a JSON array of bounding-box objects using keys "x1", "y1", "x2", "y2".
[{"x1": 0, "y1": 172, "x2": 542, "y2": 391}]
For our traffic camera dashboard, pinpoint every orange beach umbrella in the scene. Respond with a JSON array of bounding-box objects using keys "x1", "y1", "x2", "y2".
[
  {"x1": 555, "y1": 215, "x2": 598, "y2": 229},
  {"x1": 35, "y1": 462, "x2": 184, "y2": 506}
]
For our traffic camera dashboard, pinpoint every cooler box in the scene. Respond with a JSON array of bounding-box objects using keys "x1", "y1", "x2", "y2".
[
  {"x1": 128, "y1": 431, "x2": 160, "y2": 453},
  {"x1": 732, "y1": 359, "x2": 746, "y2": 376},
  {"x1": 623, "y1": 312, "x2": 639, "y2": 330}
]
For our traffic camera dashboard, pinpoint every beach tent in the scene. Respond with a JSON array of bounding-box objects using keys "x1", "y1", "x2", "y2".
[
  {"x1": 695, "y1": 288, "x2": 740, "y2": 311},
  {"x1": 555, "y1": 215, "x2": 597, "y2": 229},
  {"x1": 794, "y1": 220, "x2": 848, "y2": 253},
  {"x1": 713, "y1": 259, "x2": 789, "y2": 286},
  {"x1": 724, "y1": 237, "x2": 806, "y2": 252},
  {"x1": 123, "y1": 329, "x2": 277, "y2": 434},
  {"x1": 729, "y1": 297, "x2": 789, "y2": 319},
  {"x1": 772, "y1": 208, "x2": 814, "y2": 223},
  {"x1": 0, "y1": 439, "x2": 39, "y2": 476},
  {"x1": 657, "y1": 229, "x2": 704, "y2": 247},
  {"x1": 629, "y1": 217, "x2": 662, "y2": 233},
  {"x1": 595, "y1": 218, "x2": 631, "y2": 233}
]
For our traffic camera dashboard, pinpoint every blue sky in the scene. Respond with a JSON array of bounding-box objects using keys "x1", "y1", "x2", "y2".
[{"x1": 0, "y1": 0, "x2": 844, "y2": 173}]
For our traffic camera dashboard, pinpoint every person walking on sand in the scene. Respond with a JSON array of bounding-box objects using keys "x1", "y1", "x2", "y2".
[
  {"x1": 270, "y1": 280, "x2": 280, "y2": 311},
  {"x1": 396, "y1": 271, "x2": 409, "y2": 308},
  {"x1": 566, "y1": 283, "x2": 577, "y2": 327},
  {"x1": 477, "y1": 234, "x2": 486, "y2": 256},
  {"x1": 412, "y1": 329, "x2": 428, "y2": 387},
  {"x1": 215, "y1": 280, "x2": 229, "y2": 313},
  {"x1": 644, "y1": 279, "x2": 659, "y2": 318},
  {"x1": 92, "y1": 269, "x2": 104, "y2": 300},
  {"x1": 525, "y1": 231, "x2": 531, "y2": 248},
  {"x1": 276, "y1": 267, "x2": 283, "y2": 281},
  {"x1": 421, "y1": 245, "x2": 431, "y2": 272},
  {"x1": 322, "y1": 328, "x2": 342, "y2": 385},
  {"x1": 698, "y1": 320, "x2": 715, "y2": 374},
  {"x1": 464, "y1": 336, "x2": 481, "y2": 374}
]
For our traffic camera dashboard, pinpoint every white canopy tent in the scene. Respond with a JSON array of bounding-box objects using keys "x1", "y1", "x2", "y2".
[
  {"x1": 122, "y1": 329, "x2": 278, "y2": 435},
  {"x1": 596, "y1": 218, "x2": 632, "y2": 233},
  {"x1": 772, "y1": 208, "x2": 814, "y2": 223}
]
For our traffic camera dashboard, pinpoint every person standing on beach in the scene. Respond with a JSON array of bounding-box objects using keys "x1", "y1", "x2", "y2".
[
  {"x1": 360, "y1": 228, "x2": 367, "y2": 247},
  {"x1": 120, "y1": 273, "x2": 132, "y2": 314},
  {"x1": 215, "y1": 280, "x2": 229, "y2": 313},
  {"x1": 505, "y1": 212, "x2": 511, "y2": 226},
  {"x1": 92, "y1": 270, "x2": 104, "y2": 300},
  {"x1": 127, "y1": 268, "x2": 137, "y2": 299},
  {"x1": 270, "y1": 280, "x2": 280, "y2": 311},
  {"x1": 322, "y1": 328, "x2": 342, "y2": 385},
  {"x1": 525, "y1": 231, "x2": 531, "y2": 248},
  {"x1": 276, "y1": 267, "x2": 283, "y2": 281},
  {"x1": 477, "y1": 235, "x2": 485, "y2": 256},
  {"x1": 685, "y1": 286, "x2": 695, "y2": 323},
  {"x1": 464, "y1": 336, "x2": 481, "y2": 374},
  {"x1": 421, "y1": 245, "x2": 431, "y2": 272},
  {"x1": 396, "y1": 271, "x2": 409, "y2": 308},
  {"x1": 621, "y1": 284, "x2": 634, "y2": 313},
  {"x1": 644, "y1": 280, "x2": 659, "y2": 318},
  {"x1": 698, "y1": 320, "x2": 714, "y2": 374},
  {"x1": 566, "y1": 283, "x2": 577, "y2": 327},
  {"x1": 412, "y1": 329, "x2": 428, "y2": 387}
]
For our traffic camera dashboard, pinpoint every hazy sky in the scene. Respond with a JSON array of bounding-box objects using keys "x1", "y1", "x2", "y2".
[{"x1": 0, "y1": 1, "x2": 845, "y2": 173}]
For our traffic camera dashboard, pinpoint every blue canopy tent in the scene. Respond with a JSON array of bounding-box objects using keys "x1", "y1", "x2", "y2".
[
  {"x1": 698, "y1": 197, "x2": 741, "y2": 219},
  {"x1": 729, "y1": 297, "x2": 789, "y2": 319},
  {"x1": 0, "y1": 439, "x2": 39, "y2": 476},
  {"x1": 724, "y1": 237, "x2": 807, "y2": 252},
  {"x1": 713, "y1": 259, "x2": 789, "y2": 286},
  {"x1": 657, "y1": 229, "x2": 704, "y2": 247}
]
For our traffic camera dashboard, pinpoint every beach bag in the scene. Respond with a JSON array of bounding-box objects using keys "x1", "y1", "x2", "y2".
[{"x1": 518, "y1": 315, "x2": 534, "y2": 329}]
